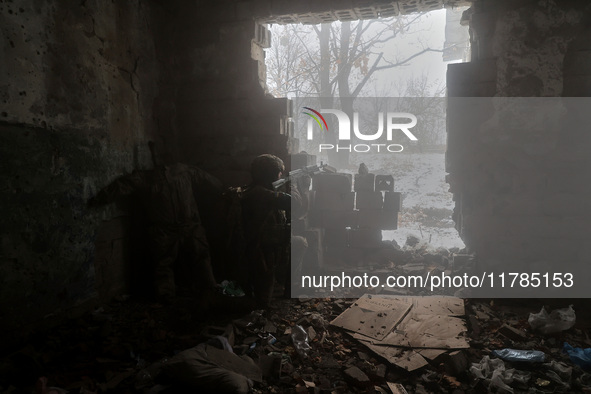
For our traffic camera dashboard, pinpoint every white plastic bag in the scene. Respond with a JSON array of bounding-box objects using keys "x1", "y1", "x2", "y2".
[{"x1": 528, "y1": 305, "x2": 575, "y2": 334}]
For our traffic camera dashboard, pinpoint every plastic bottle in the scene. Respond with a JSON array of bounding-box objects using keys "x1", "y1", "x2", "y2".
[{"x1": 291, "y1": 325, "x2": 311, "y2": 357}]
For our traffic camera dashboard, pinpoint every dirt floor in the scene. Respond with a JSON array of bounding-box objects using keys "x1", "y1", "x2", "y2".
[{"x1": 2, "y1": 291, "x2": 591, "y2": 394}]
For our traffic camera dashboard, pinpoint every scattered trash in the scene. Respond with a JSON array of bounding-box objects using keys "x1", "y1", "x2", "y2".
[
  {"x1": 442, "y1": 374, "x2": 461, "y2": 388},
  {"x1": 491, "y1": 348, "x2": 545, "y2": 363},
  {"x1": 535, "y1": 378, "x2": 551, "y2": 387},
  {"x1": 563, "y1": 342, "x2": 591, "y2": 369},
  {"x1": 576, "y1": 372, "x2": 591, "y2": 388},
  {"x1": 545, "y1": 369, "x2": 571, "y2": 391},
  {"x1": 291, "y1": 325, "x2": 311, "y2": 357},
  {"x1": 343, "y1": 366, "x2": 370, "y2": 387},
  {"x1": 219, "y1": 280, "x2": 245, "y2": 297},
  {"x1": 528, "y1": 305, "x2": 576, "y2": 334},
  {"x1": 470, "y1": 355, "x2": 531, "y2": 393},
  {"x1": 258, "y1": 332, "x2": 276, "y2": 345},
  {"x1": 233, "y1": 309, "x2": 266, "y2": 329},
  {"x1": 307, "y1": 312, "x2": 327, "y2": 331},
  {"x1": 6, "y1": 287, "x2": 591, "y2": 393}
]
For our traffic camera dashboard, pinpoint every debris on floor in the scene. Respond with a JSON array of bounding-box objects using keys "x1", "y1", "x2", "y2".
[{"x1": 2, "y1": 292, "x2": 591, "y2": 393}]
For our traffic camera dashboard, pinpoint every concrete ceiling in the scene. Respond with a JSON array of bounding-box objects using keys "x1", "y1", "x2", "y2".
[{"x1": 258, "y1": 0, "x2": 472, "y2": 24}]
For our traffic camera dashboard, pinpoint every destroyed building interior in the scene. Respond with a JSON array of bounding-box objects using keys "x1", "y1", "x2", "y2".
[{"x1": 1, "y1": 0, "x2": 591, "y2": 392}]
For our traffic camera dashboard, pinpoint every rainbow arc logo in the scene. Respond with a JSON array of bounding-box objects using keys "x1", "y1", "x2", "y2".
[
  {"x1": 302, "y1": 107, "x2": 328, "y2": 131},
  {"x1": 301, "y1": 105, "x2": 418, "y2": 154}
]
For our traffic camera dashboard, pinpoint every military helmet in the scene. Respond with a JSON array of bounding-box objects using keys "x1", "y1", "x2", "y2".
[{"x1": 251, "y1": 154, "x2": 285, "y2": 185}]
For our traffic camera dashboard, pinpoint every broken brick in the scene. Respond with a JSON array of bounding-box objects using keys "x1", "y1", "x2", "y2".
[
  {"x1": 357, "y1": 351, "x2": 370, "y2": 361},
  {"x1": 306, "y1": 326, "x2": 317, "y2": 341},
  {"x1": 468, "y1": 315, "x2": 481, "y2": 338},
  {"x1": 374, "y1": 364, "x2": 387, "y2": 379},
  {"x1": 438, "y1": 350, "x2": 469, "y2": 377},
  {"x1": 344, "y1": 366, "x2": 370, "y2": 387}
]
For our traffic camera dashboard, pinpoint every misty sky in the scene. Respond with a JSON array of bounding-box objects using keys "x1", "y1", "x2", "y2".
[
  {"x1": 266, "y1": 8, "x2": 469, "y2": 98},
  {"x1": 380, "y1": 8, "x2": 464, "y2": 90}
]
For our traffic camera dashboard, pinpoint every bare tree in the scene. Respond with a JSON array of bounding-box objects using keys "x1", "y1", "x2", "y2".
[
  {"x1": 266, "y1": 26, "x2": 314, "y2": 98},
  {"x1": 267, "y1": 15, "x2": 444, "y2": 167}
]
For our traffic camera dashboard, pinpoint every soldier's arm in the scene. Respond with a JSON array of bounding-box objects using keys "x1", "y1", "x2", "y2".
[
  {"x1": 291, "y1": 175, "x2": 310, "y2": 214},
  {"x1": 248, "y1": 186, "x2": 291, "y2": 211},
  {"x1": 272, "y1": 190, "x2": 291, "y2": 212}
]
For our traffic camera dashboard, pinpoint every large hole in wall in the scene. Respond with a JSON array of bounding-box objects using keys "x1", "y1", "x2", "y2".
[{"x1": 263, "y1": 7, "x2": 469, "y2": 251}]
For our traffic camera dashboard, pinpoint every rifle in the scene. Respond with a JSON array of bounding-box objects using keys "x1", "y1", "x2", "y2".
[{"x1": 272, "y1": 162, "x2": 333, "y2": 190}]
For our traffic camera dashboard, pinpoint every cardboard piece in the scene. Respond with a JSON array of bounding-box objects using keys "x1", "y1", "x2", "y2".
[
  {"x1": 359, "y1": 339, "x2": 429, "y2": 371},
  {"x1": 402, "y1": 296, "x2": 465, "y2": 317},
  {"x1": 330, "y1": 296, "x2": 412, "y2": 341},
  {"x1": 379, "y1": 313, "x2": 469, "y2": 349},
  {"x1": 330, "y1": 295, "x2": 468, "y2": 371}
]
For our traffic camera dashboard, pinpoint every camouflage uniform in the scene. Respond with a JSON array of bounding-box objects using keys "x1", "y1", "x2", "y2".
[
  {"x1": 241, "y1": 155, "x2": 291, "y2": 306},
  {"x1": 93, "y1": 163, "x2": 222, "y2": 300}
]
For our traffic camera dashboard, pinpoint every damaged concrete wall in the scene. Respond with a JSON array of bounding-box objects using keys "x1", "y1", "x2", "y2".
[
  {"x1": 0, "y1": 0, "x2": 158, "y2": 336},
  {"x1": 446, "y1": 0, "x2": 591, "y2": 272},
  {"x1": 163, "y1": 2, "x2": 293, "y2": 186}
]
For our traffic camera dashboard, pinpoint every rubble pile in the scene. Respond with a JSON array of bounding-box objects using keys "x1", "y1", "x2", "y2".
[{"x1": 1, "y1": 289, "x2": 591, "y2": 393}]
